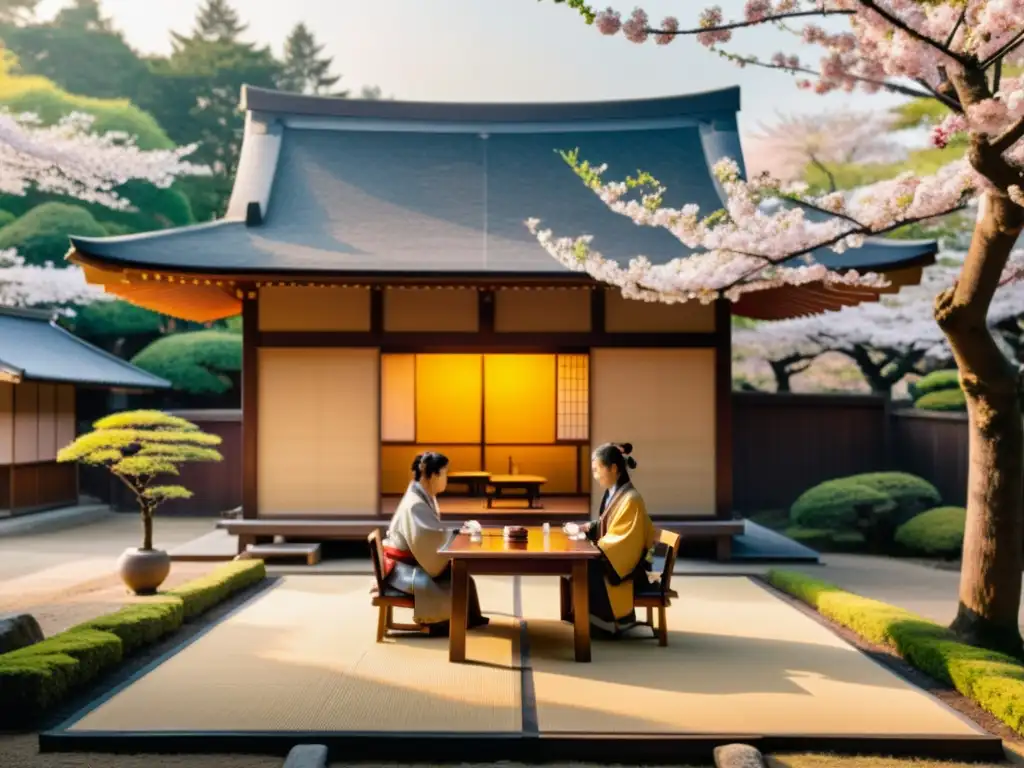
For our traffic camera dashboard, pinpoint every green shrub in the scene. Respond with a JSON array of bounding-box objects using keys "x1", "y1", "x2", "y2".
[
  {"x1": 0, "y1": 202, "x2": 108, "y2": 267},
  {"x1": 0, "y1": 653, "x2": 78, "y2": 726},
  {"x1": 790, "y1": 478, "x2": 895, "y2": 530},
  {"x1": 895, "y1": 506, "x2": 966, "y2": 556},
  {"x1": 767, "y1": 569, "x2": 1024, "y2": 735},
  {"x1": 0, "y1": 561, "x2": 267, "y2": 728},
  {"x1": 909, "y1": 369, "x2": 960, "y2": 401},
  {"x1": 167, "y1": 560, "x2": 267, "y2": 621},
  {"x1": 69, "y1": 600, "x2": 184, "y2": 655},
  {"x1": 916, "y1": 388, "x2": 967, "y2": 412},
  {"x1": 131, "y1": 330, "x2": 242, "y2": 395},
  {"x1": 846, "y1": 472, "x2": 942, "y2": 525},
  {"x1": 0, "y1": 210, "x2": 15, "y2": 228},
  {"x1": 2, "y1": 628, "x2": 122, "y2": 687}
]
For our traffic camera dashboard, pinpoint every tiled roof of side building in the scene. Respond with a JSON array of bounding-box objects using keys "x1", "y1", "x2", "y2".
[{"x1": 0, "y1": 307, "x2": 171, "y2": 389}]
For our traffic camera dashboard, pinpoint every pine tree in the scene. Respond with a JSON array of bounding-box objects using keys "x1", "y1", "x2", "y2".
[
  {"x1": 279, "y1": 23, "x2": 342, "y2": 95},
  {"x1": 171, "y1": 0, "x2": 247, "y2": 47}
]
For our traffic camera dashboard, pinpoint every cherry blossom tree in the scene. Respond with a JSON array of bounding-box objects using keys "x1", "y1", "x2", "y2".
[
  {"x1": 744, "y1": 110, "x2": 906, "y2": 190},
  {"x1": 0, "y1": 110, "x2": 209, "y2": 210},
  {"x1": 736, "y1": 254, "x2": 1024, "y2": 393},
  {"x1": 532, "y1": 0, "x2": 1024, "y2": 654},
  {"x1": 0, "y1": 248, "x2": 110, "y2": 309}
]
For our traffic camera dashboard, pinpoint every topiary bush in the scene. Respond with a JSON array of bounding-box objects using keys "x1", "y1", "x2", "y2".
[
  {"x1": 909, "y1": 369, "x2": 960, "y2": 401},
  {"x1": 0, "y1": 202, "x2": 108, "y2": 267},
  {"x1": 131, "y1": 330, "x2": 242, "y2": 395},
  {"x1": 845, "y1": 472, "x2": 942, "y2": 525},
  {"x1": 790, "y1": 472, "x2": 942, "y2": 550},
  {"x1": 895, "y1": 506, "x2": 966, "y2": 557},
  {"x1": 70, "y1": 601, "x2": 184, "y2": 655},
  {"x1": 790, "y1": 478, "x2": 895, "y2": 530},
  {"x1": 916, "y1": 388, "x2": 967, "y2": 412}
]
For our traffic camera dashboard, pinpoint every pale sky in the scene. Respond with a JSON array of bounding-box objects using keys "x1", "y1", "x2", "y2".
[{"x1": 36, "y1": 0, "x2": 909, "y2": 134}]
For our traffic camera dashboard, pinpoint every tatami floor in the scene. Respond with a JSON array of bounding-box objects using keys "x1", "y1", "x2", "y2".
[{"x1": 61, "y1": 575, "x2": 986, "y2": 741}]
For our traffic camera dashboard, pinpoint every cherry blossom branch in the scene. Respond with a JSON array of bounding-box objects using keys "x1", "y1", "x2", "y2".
[
  {"x1": 980, "y1": 28, "x2": 1024, "y2": 70},
  {"x1": 856, "y1": 0, "x2": 970, "y2": 67},
  {"x1": 992, "y1": 117, "x2": 1024, "y2": 154},
  {"x1": 638, "y1": 10, "x2": 855, "y2": 39},
  {"x1": 710, "y1": 49, "x2": 940, "y2": 102},
  {"x1": 0, "y1": 110, "x2": 210, "y2": 210}
]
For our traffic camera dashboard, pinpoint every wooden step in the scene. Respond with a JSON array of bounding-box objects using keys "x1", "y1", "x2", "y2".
[{"x1": 237, "y1": 542, "x2": 321, "y2": 566}]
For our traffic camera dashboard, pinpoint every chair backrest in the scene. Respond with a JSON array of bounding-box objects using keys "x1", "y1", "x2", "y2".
[
  {"x1": 654, "y1": 529, "x2": 682, "y2": 595},
  {"x1": 367, "y1": 529, "x2": 386, "y2": 591}
]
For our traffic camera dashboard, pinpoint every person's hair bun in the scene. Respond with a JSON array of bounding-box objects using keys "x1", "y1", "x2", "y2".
[
  {"x1": 410, "y1": 453, "x2": 424, "y2": 473},
  {"x1": 620, "y1": 442, "x2": 633, "y2": 455},
  {"x1": 626, "y1": 456, "x2": 637, "y2": 470}
]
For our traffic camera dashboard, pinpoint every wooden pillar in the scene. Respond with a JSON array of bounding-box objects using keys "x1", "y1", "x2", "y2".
[
  {"x1": 241, "y1": 294, "x2": 259, "y2": 521},
  {"x1": 714, "y1": 298, "x2": 734, "y2": 522}
]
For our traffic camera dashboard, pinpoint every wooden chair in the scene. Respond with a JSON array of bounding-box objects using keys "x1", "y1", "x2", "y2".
[
  {"x1": 634, "y1": 529, "x2": 682, "y2": 647},
  {"x1": 367, "y1": 530, "x2": 428, "y2": 642}
]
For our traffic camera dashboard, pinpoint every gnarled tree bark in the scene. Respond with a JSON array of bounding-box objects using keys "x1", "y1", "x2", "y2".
[{"x1": 937, "y1": 190, "x2": 1024, "y2": 657}]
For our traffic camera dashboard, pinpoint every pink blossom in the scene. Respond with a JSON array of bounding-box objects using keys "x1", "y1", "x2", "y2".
[
  {"x1": 0, "y1": 249, "x2": 111, "y2": 308},
  {"x1": 621, "y1": 8, "x2": 649, "y2": 44},
  {"x1": 594, "y1": 8, "x2": 622, "y2": 35},
  {"x1": 744, "y1": 0, "x2": 772, "y2": 23},
  {"x1": 696, "y1": 7, "x2": 731, "y2": 47},
  {"x1": 655, "y1": 16, "x2": 679, "y2": 45}
]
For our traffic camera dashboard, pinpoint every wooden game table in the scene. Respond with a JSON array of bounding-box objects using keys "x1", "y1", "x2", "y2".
[{"x1": 439, "y1": 526, "x2": 600, "y2": 663}]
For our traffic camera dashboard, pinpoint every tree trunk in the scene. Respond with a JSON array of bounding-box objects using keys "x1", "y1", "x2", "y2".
[
  {"x1": 937, "y1": 191, "x2": 1024, "y2": 657},
  {"x1": 142, "y1": 507, "x2": 154, "y2": 551},
  {"x1": 769, "y1": 360, "x2": 793, "y2": 392}
]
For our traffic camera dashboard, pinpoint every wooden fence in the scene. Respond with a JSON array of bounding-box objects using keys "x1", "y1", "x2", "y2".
[{"x1": 82, "y1": 397, "x2": 976, "y2": 516}]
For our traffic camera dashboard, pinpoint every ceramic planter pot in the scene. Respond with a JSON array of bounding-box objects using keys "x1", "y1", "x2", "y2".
[{"x1": 117, "y1": 547, "x2": 171, "y2": 595}]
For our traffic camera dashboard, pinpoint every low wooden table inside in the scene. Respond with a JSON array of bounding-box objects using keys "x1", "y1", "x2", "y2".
[
  {"x1": 439, "y1": 526, "x2": 600, "y2": 663},
  {"x1": 486, "y1": 474, "x2": 547, "y2": 509},
  {"x1": 446, "y1": 470, "x2": 492, "y2": 497}
]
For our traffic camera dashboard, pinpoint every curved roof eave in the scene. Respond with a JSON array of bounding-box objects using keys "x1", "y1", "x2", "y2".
[{"x1": 240, "y1": 84, "x2": 742, "y2": 125}]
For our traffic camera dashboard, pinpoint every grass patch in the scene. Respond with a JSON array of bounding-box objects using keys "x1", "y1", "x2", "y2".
[
  {"x1": 0, "y1": 560, "x2": 266, "y2": 728},
  {"x1": 767, "y1": 569, "x2": 1024, "y2": 737}
]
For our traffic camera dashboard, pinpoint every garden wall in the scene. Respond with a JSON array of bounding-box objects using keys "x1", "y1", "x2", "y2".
[{"x1": 81, "y1": 398, "x2": 974, "y2": 517}]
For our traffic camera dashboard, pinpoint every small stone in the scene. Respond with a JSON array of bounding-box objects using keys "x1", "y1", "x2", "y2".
[
  {"x1": 714, "y1": 743, "x2": 767, "y2": 768},
  {"x1": 282, "y1": 743, "x2": 328, "y2": 768},
  {"x1": 0, "y1": 612, "x2": 44, "y2": 654}
]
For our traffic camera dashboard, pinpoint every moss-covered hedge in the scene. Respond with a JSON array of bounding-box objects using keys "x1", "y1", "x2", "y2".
[
  {"x1": 909, "y1": 369, "x2": 960, "y2": 401},
  {"x1": 767, "y1": 569, "x2": 1024, "y2": 736},
  {"x1": 0, "y1": 560, "x2": 265, "y2": 728},
  {"x1": 895, "y1": 506, "x2": 966, "y2": 556},
  {"x1": 131, "y1": 330, "x2": 242, "y2": 395}
]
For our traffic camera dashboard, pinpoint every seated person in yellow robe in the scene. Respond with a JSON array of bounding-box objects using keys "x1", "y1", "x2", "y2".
[
  {"x1": 381, "y1": 452, "x2": 488, "y2": 636},
  {"x1": 562, "y1": 442, "x2": 656, "y2": 634}
]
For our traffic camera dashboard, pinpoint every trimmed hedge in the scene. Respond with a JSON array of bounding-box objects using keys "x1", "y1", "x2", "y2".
[
  {"x1": 0, "y1": 560, "x2": 265, "y2": 727},
  {"x1": 916, "y1": 388, "x2": 967, "y2": 412},
  {"x1": 167, "y1": 560, "x2": 269, "y2": 621},
  {"x1": 909, "y1": 369, "x2": 960, "y2": 401},
  {"x1": 895, "y1": 506, "x2": 966, "y2": 556},
  {"x1": 790, "y1": 472, "x2": 942, "y2": 534},
  {"x1": 767, "y1": 570, "x2": 1024, "y2": 735}
]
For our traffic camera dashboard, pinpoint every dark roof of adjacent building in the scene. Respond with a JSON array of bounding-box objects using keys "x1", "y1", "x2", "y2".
[
  {"x1": 0, "y1": 308, "x2": 171, "y2": 389},
  {"x1": 69, "y1": 85, "x2": 936, "y2": 278}
]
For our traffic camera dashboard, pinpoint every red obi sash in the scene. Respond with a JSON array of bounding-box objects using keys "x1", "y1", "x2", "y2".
[{"x1": 381, "y1": 545, "x2": 416, "y2": 578}]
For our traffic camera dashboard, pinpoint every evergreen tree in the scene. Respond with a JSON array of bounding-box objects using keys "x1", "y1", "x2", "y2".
[
  {"x1": 278, "y1": 22, "x2": 342, "y2": 95},
  {"x1": 172, "y1": 0, "x2": 247, "y2": 46}
]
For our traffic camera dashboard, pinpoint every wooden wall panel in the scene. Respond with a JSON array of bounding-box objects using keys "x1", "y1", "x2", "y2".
[
  {"x1": 603, "y1": 289, "x2": 716, "y2": 333},
  {"x1": 258, "y1": 286, "x2": 371, "y2": 331},
  {"x1": 384, "y1": 288, "x2": 478, "y2": 332},
  {"x1": 591, "y1": 348, "x2": 716, "y2": 516},
  {"x1": 0, "y1": 382, "x2": 13, "y2": 465},
  {"x1": 494, "y1": 288, "x2": 591, "y2": 332},
  {"x1": 13, "y1": 382, "x2": 38, "y2": 465},
  {"x1": 55, "y1": 385, "x2": 76, "y2": 454},
  {"x1": 36, "y1": 384, "x2": 57, "y2": 462}
]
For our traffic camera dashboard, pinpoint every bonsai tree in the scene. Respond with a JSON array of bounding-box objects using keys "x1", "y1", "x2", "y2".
[{"x1": 58, "y1": 411, "x2": 223, "y2": 592}]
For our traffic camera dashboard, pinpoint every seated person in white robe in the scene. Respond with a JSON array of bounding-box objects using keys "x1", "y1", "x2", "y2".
[{"x1": 381, "y1": 452, "x2": 488, "y2": 635}]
